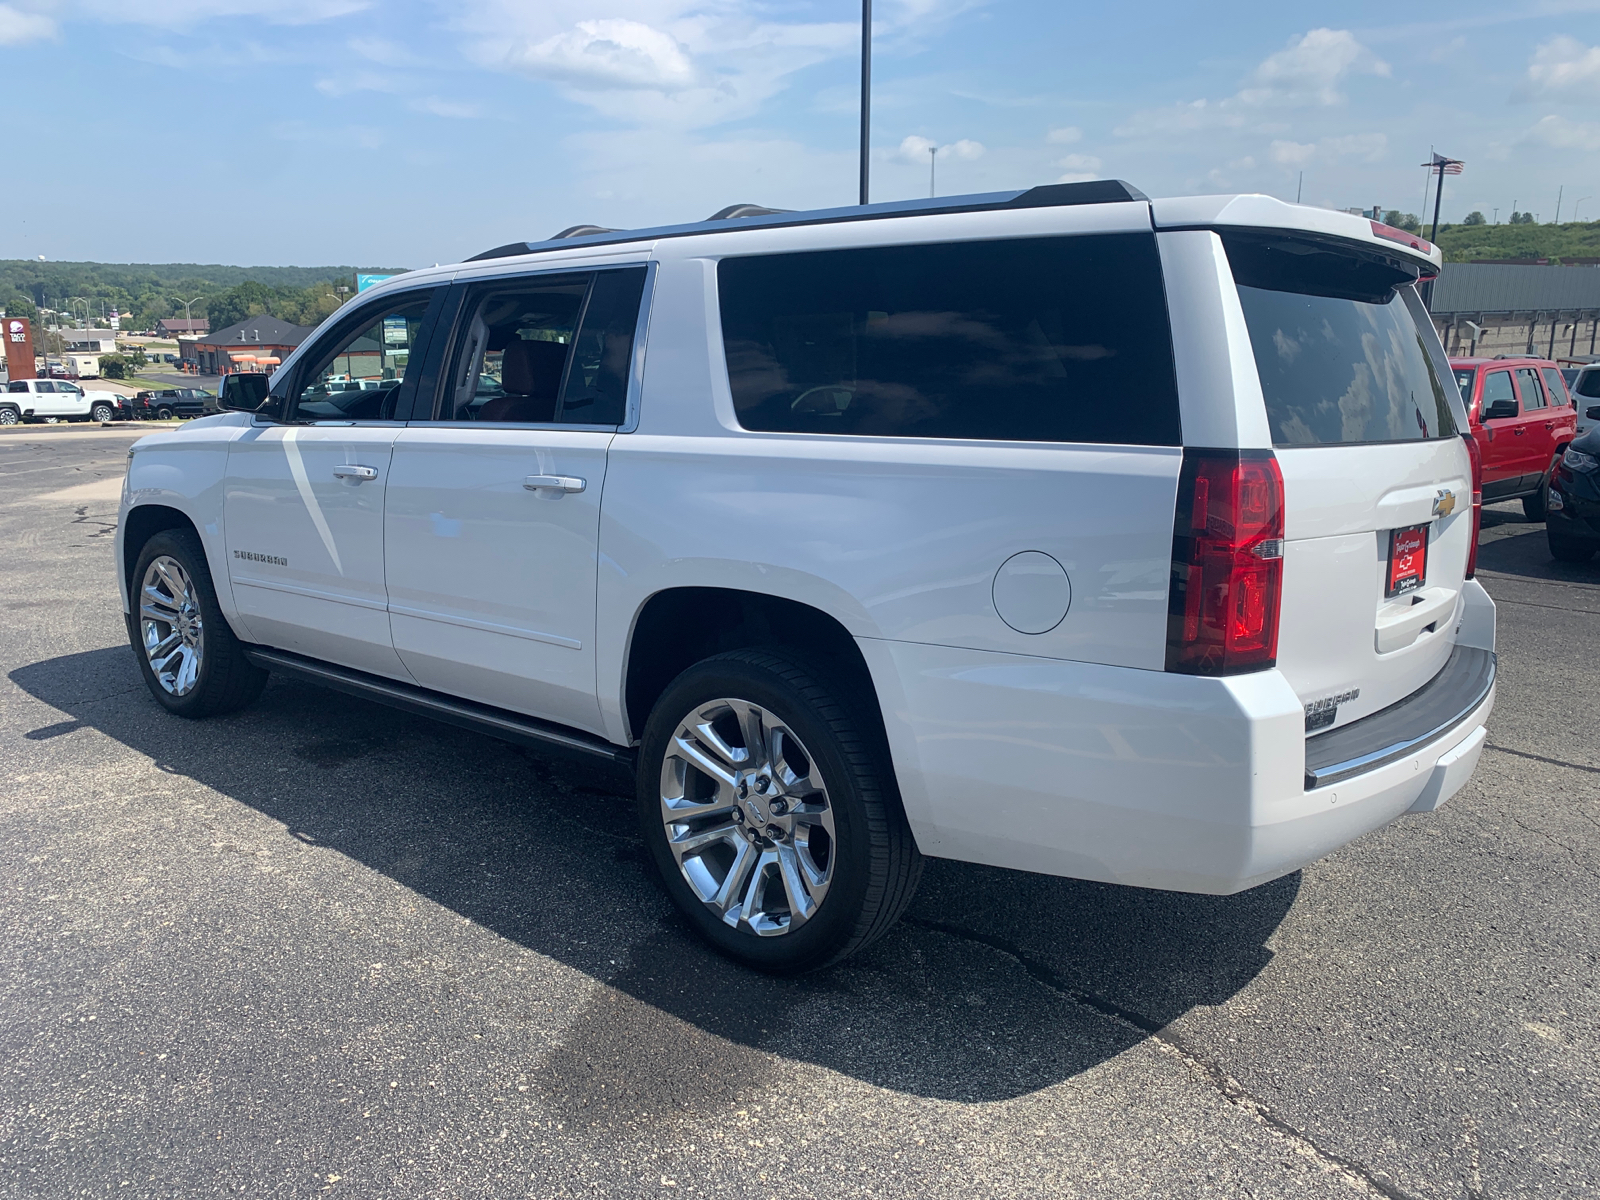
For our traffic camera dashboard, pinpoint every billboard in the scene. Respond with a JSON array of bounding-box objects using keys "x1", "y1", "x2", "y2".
[
  {"x1": 4, "y1": 317, "x2": 35, "y2": 381},
  {"x1": 357, "y1": 274, "x2": 395, "y2": 293}
]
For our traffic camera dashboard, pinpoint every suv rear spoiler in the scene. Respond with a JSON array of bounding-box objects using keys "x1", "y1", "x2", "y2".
[{"x1": 1152, "y1": 194, "x2": 1444, "y2": 273}]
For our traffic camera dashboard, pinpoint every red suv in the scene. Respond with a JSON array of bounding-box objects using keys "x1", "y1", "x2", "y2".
[{"x1": 1450, "y1": 356, "x2": 1577, "y2": 519}]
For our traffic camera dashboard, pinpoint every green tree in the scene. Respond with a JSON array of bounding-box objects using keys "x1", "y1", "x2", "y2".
[
  {"x1": 1383, "y1": 211, "x2": 1421, "y2": 232},
  {"x1": 1462, "y1": 211, "x2": 1486, "y2": 225},
  {"x1": 98, "y1": 353, "x2": 130, "y2": 380}
]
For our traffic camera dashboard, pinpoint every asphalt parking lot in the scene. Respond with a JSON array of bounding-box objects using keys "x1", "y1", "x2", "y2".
[{"x1": 2, "y1": 430, "x2": 1597, "y2": 1200}]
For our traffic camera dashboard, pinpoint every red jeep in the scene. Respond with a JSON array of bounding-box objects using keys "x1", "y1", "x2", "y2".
[{"x1": 1450, "y1": 356, "x2": 1577, "y2": 520}]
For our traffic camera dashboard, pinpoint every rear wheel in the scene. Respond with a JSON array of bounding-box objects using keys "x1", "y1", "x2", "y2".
[
  {"x1": 156, "y1": 405, "x2": 174, "y2": 421},
  {"x1": 1548, "y1": 525, "x2": 1598, "y2": 563},
  {"x1": 129, "y1": 528, "x2": 268, "y2": 717},
  {"x1": 91, "y1": 402, "x2": 115, "y2": 423},
  {"x1": 637, "y1": 649, "x2": 921, "y2": 973}
]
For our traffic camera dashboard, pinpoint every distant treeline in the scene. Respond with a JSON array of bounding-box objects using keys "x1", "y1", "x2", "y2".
[
  {"x1": 1434, "y1": 219, "x2": 1600, "y2": 264},
  {"x1": 0, "y1": 259, "x2": 410, "y2": 334}
]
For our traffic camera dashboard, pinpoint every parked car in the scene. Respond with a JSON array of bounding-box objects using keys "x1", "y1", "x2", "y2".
[
  {"x1": 1450, "y1": 356, "x2": 1577, "y2": 519},
  {"x1": 117, "y1": 185, "x2": 1497, "y2": 972},
  {"x1": 1570, "y1": 364, "x2": 1600, "y2": 438},
  {"x1": 1546, "y1": 425, "x2": 1600, "y2": 562},
  {"x1": 130, "y1": 388, "x2": 208, "y2": 421},
  {"x1": 0, "y1": 378, "x2": 124, "y2": 424}
]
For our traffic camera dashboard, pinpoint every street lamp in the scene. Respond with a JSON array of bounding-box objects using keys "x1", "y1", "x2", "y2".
[
  {"x1": 929, "y1": 144, "x2": 938, "y2": 198},
  {"x1": 1577, "y1": 197, "x2": 1593, "y2": 223},
  {"x1": 179, "y1": 296, "x2": 203, "y2": 328}
]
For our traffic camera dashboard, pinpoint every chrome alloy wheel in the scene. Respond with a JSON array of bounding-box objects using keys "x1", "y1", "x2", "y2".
[
  {"x1": 139, "y1": 555, "x2": 204, "y2": 696},
  {"x1": 659, "y1": 698, "x2": 836, "y2": 937}
]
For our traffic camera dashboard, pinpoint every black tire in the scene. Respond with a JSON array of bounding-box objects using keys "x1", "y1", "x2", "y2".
[
  {"x1": 156, "y1": 406, "x2": 174, "y2": 421},
  {"x1": 0, "y1": 405, "x2": 17, "y2": 426},
  {"x1": 91, "y1": 402, "x2": 115, "y2": 423},
  {"x1": 129, "y1": 528, "x2": 268, "y2": 718},
  {"x1": 1547, "y1": 526, "x2": 1598, "y2": 563},
  {"x1": 637, "y1": 649, "x2": 922, "y2": 974}
]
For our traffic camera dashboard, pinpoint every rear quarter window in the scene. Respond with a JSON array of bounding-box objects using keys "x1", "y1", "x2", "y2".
[
  {"x1": 717, "y1": 233, "x2": 1180, "y2": 445},
  {"x1": 1224, "y1": 232, "x2": 1457, "y2": 446}
]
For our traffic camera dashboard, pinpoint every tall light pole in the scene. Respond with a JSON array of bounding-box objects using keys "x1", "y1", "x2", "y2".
[
  {"x1": 1576, "y1": 197, "x2": 1592, "y2": 223},
  {"x1": 859, "y1": 0, "x2": 871, "y2": 205},
  {"x1": 929, "y1": 145, "x2": 938, "y2": 198},
  {"x1": 1555, "y1": 185, "x2": 1564, "y2": 225},
  {"x1": 179, "y1": 295, "x2": 203, "y2": 326}
]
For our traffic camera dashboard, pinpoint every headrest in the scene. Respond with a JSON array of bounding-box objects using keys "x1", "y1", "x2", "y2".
[{"x1": 501, "y1": 338, "x2": 569, "y2": 397}]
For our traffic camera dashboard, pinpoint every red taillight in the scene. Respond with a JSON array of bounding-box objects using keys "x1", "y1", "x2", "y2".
[
  {"x1": 1462, "y1": 433, "x2": 1483, "y2": 580},
  {"x1": 1166, "y1": 450, "x2": 1285, "y2": 675}
]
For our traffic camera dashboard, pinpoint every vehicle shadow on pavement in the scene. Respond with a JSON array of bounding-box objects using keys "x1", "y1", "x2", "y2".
[
  {"x1": 1477, "y1": 511, "x2": 1599, "y2": 584},
  {"x1": 11, "y1": 646, "x2": 1299, "y2": 1106}
]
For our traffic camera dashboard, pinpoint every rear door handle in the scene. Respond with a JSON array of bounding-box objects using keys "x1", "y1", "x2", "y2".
[
  {"x1": 524, "y1": 475, "x2": 586, "y2": 494},
  {"x1": 333, "y1": 465, "x2": 379, "y2": 481}
]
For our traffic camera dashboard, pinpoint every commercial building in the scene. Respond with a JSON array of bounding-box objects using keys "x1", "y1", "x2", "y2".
[
  {"x1": 156, "y1": 318, "x2": 209, "y2": 338},
  {"x1": 188, "y1": 315, "x2": 312, "y2": 375},
  {"x1": 1429, "y1": 263, "x2": 1600, "y2": 363}
]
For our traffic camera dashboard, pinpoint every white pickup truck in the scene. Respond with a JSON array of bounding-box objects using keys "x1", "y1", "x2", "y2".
[{"x1": 1, "y1": 378, "x2": 126, "y2": 424}]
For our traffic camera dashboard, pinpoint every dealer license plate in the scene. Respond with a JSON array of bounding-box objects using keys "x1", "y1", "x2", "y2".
[{"x1": 1386, "y1": 524, "x2": 1429, "y2": 598}]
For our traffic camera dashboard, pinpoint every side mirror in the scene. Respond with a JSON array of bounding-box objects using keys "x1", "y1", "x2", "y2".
[
  {"x1": 218, "y1": 373, "x2": 277, "y2": 417},
  {"x1": 1483, "y1": 398, "x2": 1518, "y2": 421},
  {"x1": 1587, "y1": 405, "x2": 1600, "y2": 421}
]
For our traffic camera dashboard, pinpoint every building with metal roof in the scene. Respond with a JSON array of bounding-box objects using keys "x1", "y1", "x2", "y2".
[{"x1": 1428, "y1": 262, "x2": 1600, "y2": 362}]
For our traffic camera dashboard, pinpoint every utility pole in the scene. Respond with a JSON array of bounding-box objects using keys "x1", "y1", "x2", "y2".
[
  {"x1": 1576, "y1": 197, "x2": 1591, "y2": 222},
  {"x1": 1555, "y1": 185, "x2": 1563, "y2": 225},
  {"x1": 1493, "y1": 207, "x2": 1499, "y2": 225},
  {"x1": 929, "y1": 145, "x2": 938, "y2": 198},
  {"x1": 859, "y1": 0, "x2": 871, "y2": 206},
  {"x1": 1296, "y1": 171, "x2": 1303, "y2": 204}
]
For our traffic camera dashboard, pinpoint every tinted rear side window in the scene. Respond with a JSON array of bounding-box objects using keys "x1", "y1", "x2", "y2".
[
  {"x1": 1577, "y1": 370, "x2": 1600, "y2": 399},
  {"x1": 1225, "y1": 233, "x2": 1457, "y2": 446},
  {"x1": 718, "y1": 234, "x2": 1180, "y2": 445}
]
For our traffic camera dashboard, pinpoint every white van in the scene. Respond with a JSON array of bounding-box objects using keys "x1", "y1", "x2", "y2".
[{"x1": 117, "y1": 182, "x2": 1494, "y2": 971}]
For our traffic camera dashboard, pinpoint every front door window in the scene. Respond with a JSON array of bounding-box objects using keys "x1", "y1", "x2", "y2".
[{"x1": 292, "y1": 294, "x2": 437, "y2": 422}]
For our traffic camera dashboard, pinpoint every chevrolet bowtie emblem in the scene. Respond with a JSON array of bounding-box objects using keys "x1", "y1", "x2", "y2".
[{"x1": 1432, "y1": 488, "x2": 1457, "y2": 518}]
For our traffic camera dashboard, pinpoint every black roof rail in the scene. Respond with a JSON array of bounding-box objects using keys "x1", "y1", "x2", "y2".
[{"x1": 464, "y1": 179, "x2": 1148, "y2": 263}]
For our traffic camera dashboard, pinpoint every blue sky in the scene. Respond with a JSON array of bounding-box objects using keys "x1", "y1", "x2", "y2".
[{"x1": 3, "y1": 0, "x2": 1597, "y2": 266}]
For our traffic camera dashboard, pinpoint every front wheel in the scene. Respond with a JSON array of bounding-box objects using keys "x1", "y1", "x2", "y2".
[
  {"x1": 637, "y1": 649, "x2": 922, "y2": 973},
  {"x1": 0, "y1": 406, "x2": 18, "y2": 426},
  {"x1": 129, "y1": 528, "x2": 268, "y2": 717}
]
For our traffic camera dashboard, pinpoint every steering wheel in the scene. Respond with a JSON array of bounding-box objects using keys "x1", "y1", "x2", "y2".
[{"x1": 791, "y1": 385, "x2": 855, "y2": 414}]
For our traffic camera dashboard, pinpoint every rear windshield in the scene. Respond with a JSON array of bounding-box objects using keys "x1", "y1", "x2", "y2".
[
  {"x1": 1453, "y1": 368, "x2": 1475, "y2": 399},
  {"x1": 717, "y1": 234, "x2": 1180, "y2": 445},
  {"x1": 1576, "y1": 370, "x2": 1600, "y2": 399},
  {"x1": 1224, "y1": 233, "x2": 1457, "y2": 446}
]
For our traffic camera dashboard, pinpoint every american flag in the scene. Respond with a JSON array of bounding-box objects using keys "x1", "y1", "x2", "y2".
[{"x1": 1423, "y1": 153, "x2": 1465, "y2": 175}]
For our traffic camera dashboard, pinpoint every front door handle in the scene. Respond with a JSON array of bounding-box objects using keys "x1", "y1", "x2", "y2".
[
  {"x1": 524, "y1": 475, "x2": 586, "y2": 494},
  {"x1": 1512, "y1": 427, "x2": 1525, "y2": 435},
  {"x1": 333, "y1": 464, "x2": 379, "y2": 481}
]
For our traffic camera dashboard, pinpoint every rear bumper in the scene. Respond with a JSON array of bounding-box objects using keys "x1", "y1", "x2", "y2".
[{"x1": 860, "y1": 583, "x2": 1496, "y2": 895}]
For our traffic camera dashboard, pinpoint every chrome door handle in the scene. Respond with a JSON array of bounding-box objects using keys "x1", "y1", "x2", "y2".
[
  {"x1": 524, "y1": 475, "x2": 586, "y2": 494},
  {"x1": 333, "y1": 464, "x2": 379, "y2": 480}
]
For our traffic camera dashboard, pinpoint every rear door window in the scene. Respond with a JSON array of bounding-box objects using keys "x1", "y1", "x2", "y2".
[
  {"x1": 717, "y1": 234, "x2": 1181, "y2": 445},
  {"x1": 1515, "y1": 368, "x2": 1546, "y2": 410},
  {"x1": 1224, "y1": 232, "x2": 1457, "y2": 446},
  {"x1": 1541, "y1": 366, "x2": 1572, "y2": 407},
  {"x1": 1576, "y1": 370, "x2": 1600, "y2": 399}
]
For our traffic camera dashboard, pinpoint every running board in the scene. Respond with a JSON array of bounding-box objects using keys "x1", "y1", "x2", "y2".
[{"x1": 243, "y1": 646, "x2": 635, "y2": 771}]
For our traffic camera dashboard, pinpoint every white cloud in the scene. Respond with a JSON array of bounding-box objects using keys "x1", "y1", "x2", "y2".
[
  {"x1": 1525, "y1": 113, "x2": 1600, "y2": 151},
  {"x1": 409, "y1": 96, "x2": 482, "y2": 119},
  {"x1": 507, "y1": 18, "x2": 696, "y2": 91},
  {"x1": 895, "y1": 135, "x2": 983, "y2": 164},
  {"x1": 1269, "y1": 140, "x2": 1315, "y2": 166},
  {"x1": 1046, "y1": 126, "x2": 1082, "y2": 144},
  {"x1": 1055, "y1": 151, "x2": 1102, "y2": 183},
  {"x1": 1524, "y1": 35, "x2": 1600, "y2": 100},
  {"x1": 1118, "y1": 28, "x2": 1387, "y2": 141},
  {"x1": 80, "y1": 0, "x2": 369, "y2": 27},
  {"x1": 1321, "y1": 132, "x2": 1387, "y2": 162},
  {"x1": 1238, "y1": 28, "x2": 1389, "y2": 107},
  {"x1": 0, "y1": 3, "x2": 55, "y2": 43}
]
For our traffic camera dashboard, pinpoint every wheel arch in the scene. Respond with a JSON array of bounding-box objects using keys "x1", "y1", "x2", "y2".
[
  {"x1": 121, "y1": 503, "x2": 203, "y2": 606},
  {"x1": 623, "y1": 587, "x2": 885, "y2": 751}
]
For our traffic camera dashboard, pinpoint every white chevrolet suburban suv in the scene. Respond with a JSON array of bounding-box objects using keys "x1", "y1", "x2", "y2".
[{"x1": 116, "y1": 181, "x2": 1497, "y2": 972}]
